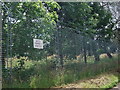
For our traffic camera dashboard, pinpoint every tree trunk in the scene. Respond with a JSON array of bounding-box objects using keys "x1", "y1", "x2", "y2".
[
  {"x1": 94, "y1": 54, "x2": 100, "y2": 62},
  {"x1": 57, "y1": 27, "x2": 63, "y2": 68},
  {"x1": 74, "y1": 33, "x2": 77, "y2": 59},
  {"x1": 83, "y1": 37, "x2": 87, "y2": 64},
  {"x1": 104, "y1": 45, "x2": 113, "y2": 58},
  {"x1": 117, "y1": 28, "x2": 120, "y2": 72},
  {"x1": 88, "y1": 40, "x2": 92, "y2": 56},
  {"x1": 59, "y1": 31, "x2": 63, "y2": 67},
  {"x1": 1, "y1": 9, "x2": 6, "y2": 69},
  {"x1": 83, "y1": 47, "x2": 87, "y2": 63},
  {"x1": 2, "y1": 48, "x2": 5, "y2": 69},
  {"x1": 92, "y1": 40, "x2": 100, "y2": 62},
  {"x1": 1, "y1": 33, "x2": 5, "y2": 69},
  {"x1": 106, "y1": 52, "x2": 112, "y2": 58}
]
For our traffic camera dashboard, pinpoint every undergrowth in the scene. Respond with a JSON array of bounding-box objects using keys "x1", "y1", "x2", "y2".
[{"x1": 3, "y1": 56, "x2": 119, "y2": 88}]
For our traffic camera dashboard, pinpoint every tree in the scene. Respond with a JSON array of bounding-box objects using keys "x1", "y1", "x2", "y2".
[
  {"x1": 57, "y1": 2, "x2": 114, "y2": 62},
  {"x1": 2, "y1": 2, "x2": 60, "y2": 60},
  {"x1": 89, "y1": 2, "x2": 115, "y2": 60},
  {"x1": 56, "y1": 2, "x2": 99, "y2": 63}
]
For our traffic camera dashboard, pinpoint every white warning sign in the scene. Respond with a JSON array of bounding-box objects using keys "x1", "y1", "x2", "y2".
[{"x1": 33, "y1": 39, "x2": 43, "y2": 49}]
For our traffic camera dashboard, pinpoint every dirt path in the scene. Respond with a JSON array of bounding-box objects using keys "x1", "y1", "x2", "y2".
[
  {"x1": 54, "y1": 73, "x2": 118, "y2": 89},
  {"x1": 110, "y1": 83, "x2": 120, "y2": 90}
]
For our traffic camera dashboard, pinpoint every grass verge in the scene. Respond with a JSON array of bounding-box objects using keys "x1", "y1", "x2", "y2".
[{"x1": 56, "y1": 72, "x2": 119, "y2": 89}]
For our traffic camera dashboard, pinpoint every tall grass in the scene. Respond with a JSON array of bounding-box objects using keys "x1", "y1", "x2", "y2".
[{"x1": 3, "y1": 56, "x2": 119, "y2": 88}]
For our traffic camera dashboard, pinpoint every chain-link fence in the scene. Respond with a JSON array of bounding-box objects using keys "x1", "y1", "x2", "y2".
[{"x1": 1, "y1": 2, "x2": 119, "y2": 88}]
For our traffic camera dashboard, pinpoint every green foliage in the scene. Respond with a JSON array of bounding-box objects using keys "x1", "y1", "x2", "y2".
[
  {"x1": 3, "y1": 81, "x2": 30, "y2": 88},
  {"x1": 30, "y1": 74, "x2": 54, "y2": 88},
  {"x1": 16, "y1": 59, "x2": 25, "y2": 69},
  {"x1": 2, "y1": 2, "x2": 115, "y2": 62},
  {"x1": 59, "y1": 2, "x2": 98, "y2": 34},
  {"x1": 3, "y1": 56, "x2": 119, "y2": 88},
  {"x1": 2, "y1": 1, "x2": 118, "y2": 89},
  {"x1": 2, "y1": 1, "x2": 60, "y2": 59}
]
